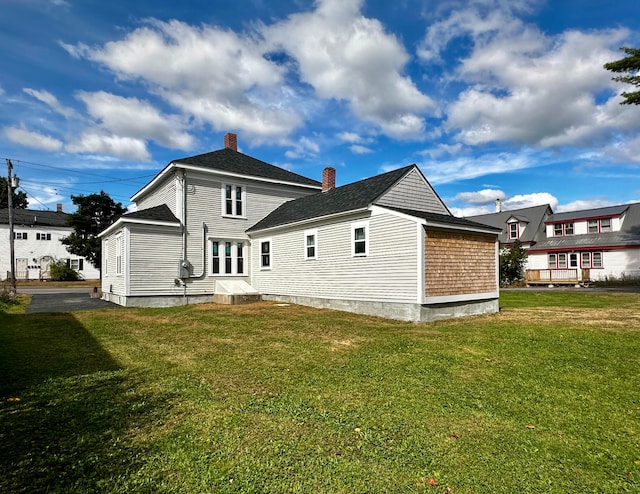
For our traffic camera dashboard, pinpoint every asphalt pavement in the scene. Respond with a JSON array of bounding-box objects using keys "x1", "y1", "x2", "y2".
[{"x1": 20, "y1": 286, "x2": 116, "y2": 314}]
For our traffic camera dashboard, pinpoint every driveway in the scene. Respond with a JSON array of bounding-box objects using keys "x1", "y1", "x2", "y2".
[{"x1": 21, "y1": 287, "x2": 116, "y2": 314}]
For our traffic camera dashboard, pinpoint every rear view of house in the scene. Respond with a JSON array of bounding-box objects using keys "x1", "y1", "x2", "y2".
[{"x1": 100, "y1": 134, "x2": 500, "y2": 322}]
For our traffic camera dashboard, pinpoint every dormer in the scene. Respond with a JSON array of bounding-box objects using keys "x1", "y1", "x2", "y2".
[{"x1": 506, "y1": 215, "x2": 528, "y2": 241}]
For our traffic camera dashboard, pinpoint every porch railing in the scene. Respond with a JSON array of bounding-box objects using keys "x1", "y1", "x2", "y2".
[{"x1": 525, "y1": 269, "x2": 590, "y2": 284}]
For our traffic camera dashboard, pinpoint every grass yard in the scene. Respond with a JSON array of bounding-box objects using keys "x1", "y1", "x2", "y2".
[{"x1": 1, "y1": 291, "x2": 639, "y2": 493}]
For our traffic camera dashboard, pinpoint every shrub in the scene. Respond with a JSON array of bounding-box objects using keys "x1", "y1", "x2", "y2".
[
  {"x1": 49, "y1": 260, "x2": 82, "y2": 282},
  {"x1": 500, "y1": 241, "x2": 528, "y2": 286}
]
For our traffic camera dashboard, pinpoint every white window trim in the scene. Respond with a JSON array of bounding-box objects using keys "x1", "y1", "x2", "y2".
[
  {"x1": 508, "y1": 222, "x2": 519, "y2": 240},
  {"x1": 304, "y1": 229, "x2": 318, "y2": 260},
  {"x1": 115, "y1": 233, "x2": 124, "y2": 276},
  {"x1": 221, "y1": 183, "x2": 247, "y2": 219},
  {"x1": 209, "y1": 239, "x2": 247, "y2": 276},
  {"x1": 352, "y1": 221, "x2": 369, "y2": 257},
  {"x1": 260, "y1": 238, "x2": 272, "y2": 270}
]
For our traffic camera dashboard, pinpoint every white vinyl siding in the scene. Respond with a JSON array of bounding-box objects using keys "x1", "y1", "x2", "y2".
[
  {"x1": 375, "y1": 168, "x2": 449, "y2": 214},
  {"x1": 135, "y1": 174, "x2": 177, "y2": 213},
  {"x1": 251, "y1": 211, "x2": 419, "y2": 303},
  {"x1": 128, "y1": 225, "x2": 182, "y2": 296}
]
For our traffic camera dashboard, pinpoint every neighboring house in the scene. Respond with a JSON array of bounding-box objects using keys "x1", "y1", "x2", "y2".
[
  {"x1": 0, "y1": 205, "x2": 100, "y2": 281},
  {"x1": 100, "y1": 133, "x2": 501, "y2": 322},
  {"x1": 526, "y1": 203, "x2": 640, "y2": 284},
  {"x1": 468, "y1": 202, "x2": 552, "y2": 249},
  {"x1": 468, "y1": 202, "x2": 640, "y2": 284}
]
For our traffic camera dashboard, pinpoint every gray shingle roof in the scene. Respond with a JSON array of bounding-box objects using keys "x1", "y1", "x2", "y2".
[
  {"x1": 383, "y1": 206, "x2": 502, "y2": 232},
  {"x1": 246, "y1": 165, "x2": 415, "y2": 232},
  {"x1": 530, "y1": 203, "x2": 640, "y2": 251},
  {"x1": 0, "y1": 208, "x2": 69, "y2": 227},
  {"x1": 122, "y1": 204, "x2": 180, "y2": 223},
  {"x1": 174, "y1": 148, "x2": 322, "y2": 188},
  {"x1": 545, "y1": 204, "x2": 629, "y2": 223},
  {"x1": 467, "y1": 204, "x2": 551, "y2": 244}
]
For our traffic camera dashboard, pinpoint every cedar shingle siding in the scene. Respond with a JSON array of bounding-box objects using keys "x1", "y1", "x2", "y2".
[{"x1": 425, "y1": 229, "x2": 496, "y2": 297}]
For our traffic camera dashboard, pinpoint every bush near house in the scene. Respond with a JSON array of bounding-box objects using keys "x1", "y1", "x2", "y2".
[
  {"x1": 499, "y1": 240, "x2": 528, "y2": 286},
  {"x1": 49, "y1": 260, "x2": 82, "y2": 282},
  {"x1": 0, "y1": 291, "x2": 638, "y2": 493}
]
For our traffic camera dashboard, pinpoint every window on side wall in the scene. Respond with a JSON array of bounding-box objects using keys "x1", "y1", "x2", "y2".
[
  {"x1": 600, "y1": 218, "x2": 611, "y2": 232},
  {"x1": 260, "y1": 240, "x2": 271, "y2": 269},
  {"x1": 115, "y1": 234, "x2": 124, "y2": 276},
  {"x1": 222, "y1": 184, "x2": 245, "y2": 217},
  {"x1": 581, "y1": 252, "x2": 591, "y2": 268},
  {"x1": 548, "y1": 253, "x2": 557, "y2": 269},
  {"x1": 305, "y1": 230, "x2": 317, "y2": 260},
  {"x1": 557, "y1": 253, "x2": 567, "y2": 269},
  {"x1": 352, "y1": 222, "x2": 368, "y2": 257}
]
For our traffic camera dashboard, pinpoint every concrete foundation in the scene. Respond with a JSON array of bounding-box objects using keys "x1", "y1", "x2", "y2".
[
  {"x1": 213, "y1": 293, "x2": 262, "y2": 305},
  {"x1": 102, "y1": 292, "x2": 213, "y2": 308},
  {"x1": 261, "y1": 294, "x2": 499, "y2": 322}
]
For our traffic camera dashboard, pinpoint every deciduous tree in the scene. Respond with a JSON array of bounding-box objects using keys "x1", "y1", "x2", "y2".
[
  {"x1": 0, "y1": 177, "x2": 28, "y2": 209},
  {"x1": 61, "y1": 191, "x2": 126, "y2": 269}
]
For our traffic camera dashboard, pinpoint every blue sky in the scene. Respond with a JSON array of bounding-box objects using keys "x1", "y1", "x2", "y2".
[{"x1": 1, "y1": 0, "x2": 639, "y2": 216}]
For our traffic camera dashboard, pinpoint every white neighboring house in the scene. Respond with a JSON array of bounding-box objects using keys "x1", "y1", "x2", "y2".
[
  {"x1": 99, "y1": 133, "x2": 501, "y2": 322},
  {"x1": 525, "y1": 203, "x2": 640, "y2": 284},
  {"x1": 0, "y1": 205, "x2": 100, "y2": 281},
  {"x1": 469, "y1": 202, "x2": 640, "y2": 284}
]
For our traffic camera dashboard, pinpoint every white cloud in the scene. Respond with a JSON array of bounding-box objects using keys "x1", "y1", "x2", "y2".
[
  {"x1": 420, "y1": 4, "x2": 637, "y2": 149},
  {"x1": 63, "y1": 19, "x2": 299, "y2": 142},
  {"x1": 350, "y1": 144, "x2": 373, "y2": 154},
  {"x1": 420, "y1": 143, "x2": 463, "y2": 159},
  {"x1": 19, "y1": 179, "x2": 65, "y2": 208},
  {"x1": 76, "y1": 91, "x2": 194, "y2": 150},
  {"x1": 264, "y1": 0, "x2": 436, "y2": 139},
  {"x1": 23, "y1": 88, "x2": 77, "y2": 118},
  {"x1": 3, "y1": 126, "x2": 63, "y2": 152},
  {"x1": 555, "y1": 199, "x2": 613, "y2": 213},
  {"x1": 503, "y1": 192, "x2": 558, "y2": 210},
  {"x1": 337, "y1": 131, "x2": 373, "y2": 144},
  {"x1": 66, "y1": 133, "x2": 151, "y2": 161},
  {"x1": 411, "y1": 150, "x2": 540, "y2": 184},
  {"x1": 285, "y1": 135, "x2": 321, "y2": 159},
  {"x1": 455, "y1": 189, "x2": 506, "y2": 204}
]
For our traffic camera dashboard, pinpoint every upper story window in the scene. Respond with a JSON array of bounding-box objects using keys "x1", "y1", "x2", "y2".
[
  {"x1": 305, "y1": 230, "x2": 317, "y2": 260},
  {"x1": 36, "y1": 233, "x2": 51, "y2": 241},
  {"x1": 222, "y1": 184, "x2": 245, "y2": 217},
  {"x1": 588, "y1": 218, "x2": 612, "y2": 234},
  {"x1": 352, "y1": 222, "x2": 368, "y2": 257},
  {"x1": 14, "y1": 232, "x2": 28, "y2": 240},
  {"x1": 553, "y1": 222, "x2": 574, "y2": 236},
  {"x1": 508, "y1": 223, "x2": 519, "y2": 240}
]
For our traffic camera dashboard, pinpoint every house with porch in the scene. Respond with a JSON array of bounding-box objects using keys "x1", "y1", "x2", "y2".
[
  {"x1": 99, "y1": 133, "x2": 501, "y2": 322},
  {"x1": 469, "y1": 202, "x2": 640, "y2": 285},
  {"x1": 0, "y1": 206, "x2": 100, "y2": 281}
]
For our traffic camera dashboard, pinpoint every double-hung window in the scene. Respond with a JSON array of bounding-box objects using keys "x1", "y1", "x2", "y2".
[
  {"x1": 508, "y1": 223, "x2": 519, "y2": 240},
  {"x1": 352, "y1": 222, "x2": 368, "y2": 257},
  {"x1": 260, "y1": 240, "x2": 271, "y2": 269},
  {"x1": 115, "y1": 234, "x2": 124, "y2": 276},
  {"x1": 36, "y1": 233, "x2": 51, "y2": 241},
  {"x1": 600, "y1": 218, "x2": 611, "y2": 232},
  {"x1": 305, "y1": 230, "x2": 317, "y2": 260},
  {"x1": 222, "y1": 184, "x2": 245, "y2": 217},
  {"x1": 211, "y1": 240, "x2": 246, "y2": 275}
]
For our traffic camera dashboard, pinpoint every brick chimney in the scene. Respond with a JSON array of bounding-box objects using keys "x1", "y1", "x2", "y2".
[
  {"x1": 322, "y1": 167, "x2": 336, "y2": 192},
  {"x1": 224, "y1": 132, "x2": 237, "y2": 151},
  {"x1": 56, "y1": 203, "x2": 63, "y2": 213}
]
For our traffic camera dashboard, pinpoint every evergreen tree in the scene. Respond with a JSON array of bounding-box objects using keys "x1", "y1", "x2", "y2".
[
  {"x1": 604, "y1": 47, "x2": 640, "y2": 105},
  {"x1": 499, "y1": 240, "x2": 528, "y2": 286}
]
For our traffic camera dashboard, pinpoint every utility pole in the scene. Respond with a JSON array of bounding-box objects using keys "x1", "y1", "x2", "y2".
[{"x1": 6, "y1": 159, "x2": 17, "y2": 295}]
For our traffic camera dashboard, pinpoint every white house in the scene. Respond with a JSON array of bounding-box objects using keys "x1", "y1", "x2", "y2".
[
  {"x1": 0, "y1": 205, "x2": 100, "y2": 281},
  {"x1": 469, "y1": 202, "x2": 640, "y2": 284},
  {"x1": 99, "y1": 134, "x2": 500, "y2": 322}
]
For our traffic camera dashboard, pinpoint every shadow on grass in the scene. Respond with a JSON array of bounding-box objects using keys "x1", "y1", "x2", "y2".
[{"x1": 0, "y1": 313, "x2": 175, "y2": 493}]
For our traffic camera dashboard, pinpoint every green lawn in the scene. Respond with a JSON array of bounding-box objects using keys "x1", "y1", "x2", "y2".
[{"x1": 1, "y1": 291, "x2": 639, "y2": 493}]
